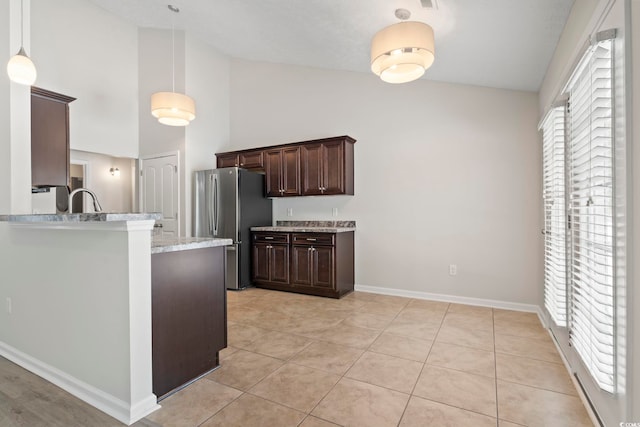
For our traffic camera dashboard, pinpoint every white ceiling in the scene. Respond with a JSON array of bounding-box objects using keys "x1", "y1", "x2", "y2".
[{"x1": 86, "y1": 0, "x2": 575, "y2": 92}]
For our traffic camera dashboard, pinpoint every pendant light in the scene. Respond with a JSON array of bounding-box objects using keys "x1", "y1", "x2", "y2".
[
  {"x1": 370, "y1": 9, "x2": 435, "y2": 84},
  {"x1": 7, "y1": 0, "x2": 37, "y2": 86},
  {"x1": 151, "y1": 5, "x2": 196, "y2": 126}
]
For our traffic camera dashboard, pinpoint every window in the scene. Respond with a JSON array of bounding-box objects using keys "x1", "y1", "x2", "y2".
[
  {"x1": 541, "y1": 107, "x2": 567, "y2": 327},
  {"x1": 565, "y1": 38, "x2": 615, "y2": 393}
]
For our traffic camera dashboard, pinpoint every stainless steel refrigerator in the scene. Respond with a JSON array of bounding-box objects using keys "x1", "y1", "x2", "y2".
[{"x1": 193, "y1": 167, "x2": 272, "y2": 290}]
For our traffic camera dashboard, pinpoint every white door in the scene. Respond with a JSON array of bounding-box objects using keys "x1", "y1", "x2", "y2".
[{"x1": 141, "y1": 153, "x2": 179, "y2": 237}]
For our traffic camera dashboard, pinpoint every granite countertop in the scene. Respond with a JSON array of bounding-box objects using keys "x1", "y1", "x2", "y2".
[
  {"x1": 151, "y1": 237, "x2": 233, "y2": 254},
  {"x1": 0, "y1": 212, "x2": 163, "y2": 223},
  {"x1": 251, "y1": 220, "x2": 356, "y2": 233}
]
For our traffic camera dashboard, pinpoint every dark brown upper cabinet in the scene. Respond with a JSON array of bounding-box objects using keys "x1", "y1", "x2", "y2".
[
  {"x1": 239, "y1": 150, "x2": 264, "y2": 170},
  {"x1": 265, "y1": 146, "x2": 301, "y2": 197},
  {"x1": 216, "y1": 149, "x2": 264, "y2": 172},
  {"x1": 216, "y1": 152, "x2": 239, "y2": 168},
  {"x1": 216, "y1": 136, "x2": 355, "y2": 198},
  {"x1": 31, "y1": 87, "x2": 75, "y2": 188},
  {"x1": 300, "y1": 139, "x2": 354, "y2": 196}
]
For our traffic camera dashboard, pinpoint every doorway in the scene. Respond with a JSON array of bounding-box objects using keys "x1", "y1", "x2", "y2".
[{"x1": 139, "y1": 152, "x2": 180, "y2": 237}]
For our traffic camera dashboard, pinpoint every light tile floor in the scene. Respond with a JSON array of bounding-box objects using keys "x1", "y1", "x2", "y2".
[{"x1": 0, "y1": 288, "x2": 594, "y2": 426}]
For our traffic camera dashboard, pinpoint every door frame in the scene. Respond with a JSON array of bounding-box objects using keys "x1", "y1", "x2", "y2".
[
  {"x1": 139, "y1": 150, "x2": 181, "y2": 236},
  {"x1": 69, "y1": 158, "x2": 90, "y2": 213}
]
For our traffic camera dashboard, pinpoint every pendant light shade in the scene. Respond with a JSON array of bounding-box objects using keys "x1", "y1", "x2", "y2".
[
  {"x1": 150, "y1": 5, "x2": 196, "y2": 126},
  {"x1": 7, "y1": 0, "x2": 37, "y2": 86},
  {"x1": 371, "y1": 21, "x2": 435, "y2": 84},
  {"x1": 7, "y1": 47, "x2": 37, "y2": 86},
  {"x1": 151, "y1": 91, "x2": 196, "y2": 126}
]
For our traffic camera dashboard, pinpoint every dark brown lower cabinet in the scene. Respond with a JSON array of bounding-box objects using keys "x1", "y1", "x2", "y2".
[
  {"x1": 252, "y1": 232, "x2": 290, "y2": 286},
  {"x1": 252, "y1": 231, "x2": 354, "y2": 298},
  {"x1": 151, "y1": 246, "x2": 227, "y2": 400}
]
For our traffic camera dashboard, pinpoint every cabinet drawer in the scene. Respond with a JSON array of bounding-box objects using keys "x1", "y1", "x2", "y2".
[
  {"x1": 253, "y1": 232, "x2": 290, "y2": 244},
  {"x1": 292, "y1": 233, "x2": 335, "y2": 246}
]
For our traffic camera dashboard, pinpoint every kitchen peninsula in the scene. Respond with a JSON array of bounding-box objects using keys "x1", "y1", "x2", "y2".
[{"x1": 0, "y1": 213, "x2": 231, "y2": 425}]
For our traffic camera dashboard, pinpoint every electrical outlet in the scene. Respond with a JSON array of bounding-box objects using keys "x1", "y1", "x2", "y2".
[
  {"x1": 287, "y1": 208, "x2": 293, "y2": 217},
  {"x1": 332, "y1": 207, "x2": 338, "y2": 217},
  {"x1": 449, "y1": 264, "x2": 457, "y2": 276},
  {"x1": 6, "y1": 297, "x2": 12, "y2": 314}
]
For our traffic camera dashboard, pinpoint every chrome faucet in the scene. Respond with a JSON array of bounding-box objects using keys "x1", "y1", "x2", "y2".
[{"x1": 68, "y1": 188, "x2": 102, "y2": 213}]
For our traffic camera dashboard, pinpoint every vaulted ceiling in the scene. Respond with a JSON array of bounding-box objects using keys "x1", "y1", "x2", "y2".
[{"x1": 87, "y1": 0, "x2": 575, "y2": 91}]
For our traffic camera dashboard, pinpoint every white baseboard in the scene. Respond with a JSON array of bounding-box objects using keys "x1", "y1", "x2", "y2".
[
  {"x1": 545, "y1": 330, "x2": 601, "y2": 427},
  {"x1": 0, "y1": 341, "x2": 160, "y2": 425},
  {"x1": 354, "y1": 284, "x2": 541, "y2": 313}
]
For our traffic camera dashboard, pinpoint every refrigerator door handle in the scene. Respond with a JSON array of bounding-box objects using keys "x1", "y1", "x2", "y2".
[
  {"x1": 213, "y1": 174, "x2": 219, "y2": 236},
  {"x1": 207, "y1": 174, "x2": 214, "y2": 235},
  {"x1": 205, "y1": 173, "x2": 212, "y2": 235}
]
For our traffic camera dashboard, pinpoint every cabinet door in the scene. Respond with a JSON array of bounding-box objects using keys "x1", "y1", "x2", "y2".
[
  {"x1": 270, "y1": 244, "x2": 290, "y2": 284},
  {"x1": 282, "y1": 147, "x2": 301, "y2": 196},
  {"x1": 264, "y1": 149, "x2": 283, "y2": 197},
  {"x1": 151, "y1": 246, "x2": 225, "y2": 399},
  {"x1": 239, "y1": 150, "x2": 264, "y2": 171},
  {"x1": 312, "y1": 246, "x2": 335, "y2": 288},
  {"x1": 216, "y1": 153, "x2": 238, "y2": 168},
  {"x1": 300, "y1": 144, "x2": 323, "y2": 195},
  {"x1": 322, "y1": 141, "x2": 345, "y2": 195},
  {"x1": 291, "y1": 245, "x2": 313, "y2": 287},
  {"x1": 252, "y1": 243, "x2": 271, "y2": 282},
  {"x1": 31, "y1": 89, "x2": 74, "y2": 187}
]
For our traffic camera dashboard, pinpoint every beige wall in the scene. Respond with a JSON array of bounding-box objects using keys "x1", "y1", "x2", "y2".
[
  {"x1": 184, "y1": 34, "x2": 231, "y2": 237},
  {"x1": 31, "y1": 0, "x2": 139, "y2": 158},
  {"x1": 3, "y1": 0, "x2": 140, "y2": 215},
  {"x1": 138, "y1": 29, "x2": 231, "y2": 235},
  {"x1": 1, "y1": 0, "x2": 13, "y2": 214},
  {"x1": 229, "y1": 59, "x2": 542, "y2": 306},
  {"x1": 31, "y1": 150, "x2": 135, "y2": 214}
]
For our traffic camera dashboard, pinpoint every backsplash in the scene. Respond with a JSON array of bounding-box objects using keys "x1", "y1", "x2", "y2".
[{"x1": 276, "y1": 220, "x2": 356, "y2": 228}]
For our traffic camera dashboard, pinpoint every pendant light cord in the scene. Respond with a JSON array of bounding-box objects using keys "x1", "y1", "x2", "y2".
[
  {"x1": 171, "y1": 9, "x2": 175, "y2": 93},
  {"x1": 20, "y1": 0, "x2": 24, "y2": 48}
]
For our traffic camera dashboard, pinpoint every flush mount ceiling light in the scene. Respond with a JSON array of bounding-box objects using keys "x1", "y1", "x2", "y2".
[
  {"x1": 151, "y1": 5, "x2": 196, "y2": 126},
  {"x1": 7, "y1": 0, "x2": 37, "y2": 86},
  {"x1": 370, "y1": 8, "x2": 435, "y2": 84}
]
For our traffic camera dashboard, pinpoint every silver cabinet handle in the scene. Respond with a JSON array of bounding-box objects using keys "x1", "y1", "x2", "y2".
[
  {"x1": 264, "y1": 236, "x2": 274, "y2": 240},
  {"x1": 306, "y1": 238, "x2": 317, "y2": 241}
]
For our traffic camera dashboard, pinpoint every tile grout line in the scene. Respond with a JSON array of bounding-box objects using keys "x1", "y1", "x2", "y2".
[
  {"x1": 394, "y1": 300, "x2": 450, "y2": 426},
  {"x1": 305, "y1": 296, "x2": 412, "y2": 426},
  {"x1": 195, "y1": 383, "x2": 246, "y2": 427},
  {"x1": 492, "y1": 307, "x2": 500, "y2": 426},
  {"x1": 209, "y1": 291, "x2": 561, "y2": 426}
]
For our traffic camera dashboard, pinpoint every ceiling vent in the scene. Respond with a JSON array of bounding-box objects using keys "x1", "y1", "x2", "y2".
[{"x1": 420, "y1": 0, "x2": 439, "y2": 9}]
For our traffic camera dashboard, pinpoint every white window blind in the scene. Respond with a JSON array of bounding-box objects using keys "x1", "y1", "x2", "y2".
[
  {"x1": 541, "y1": 107, "x2": 567, "y2": 327},
  {"x1": 566, "y1": 38, "x2": 615, "y2": 393}
]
